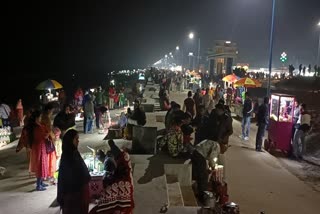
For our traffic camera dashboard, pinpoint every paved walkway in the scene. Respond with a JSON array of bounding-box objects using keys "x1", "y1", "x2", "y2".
[{"x1": 0, "y1": 89, "x2": 320, "y2": 213}]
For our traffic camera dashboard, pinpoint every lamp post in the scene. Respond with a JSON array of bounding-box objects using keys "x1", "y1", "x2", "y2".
[
  {"x1": 317, "y1": 21, "x2": 320, "y2": 65},
  {"x1": 189, "y1": 32, "x2": 201, "y2": 71},
  {"x1": 267, "y1": 0, "x2": 276, "y2": 97}
]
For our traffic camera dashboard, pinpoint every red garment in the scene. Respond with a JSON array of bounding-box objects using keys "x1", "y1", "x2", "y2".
[
  {"x1": 90, "y1": 152, "x2": 134, "y2": 214},
  {"x1": 29, "y1": 123, "x2": 49, "y2": 178},
  {"x1": 109, "y1": 88, "x2": 115, "y2": 99}
]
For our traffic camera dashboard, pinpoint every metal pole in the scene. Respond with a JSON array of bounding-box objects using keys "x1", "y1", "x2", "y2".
[
  {"x1": 197, "y1": 38, "x2": 201, "y2": 70},
  {"x1": 267, "y1": 0, "x2": 276, "y2": 97},
  {"x1": 317, "y1": 31, "x2": 320, "y2": 65}
]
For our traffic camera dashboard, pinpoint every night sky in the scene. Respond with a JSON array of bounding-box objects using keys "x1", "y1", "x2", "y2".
[{"x1": 5, "y1": 0, "x2": 320, "y2": 105}]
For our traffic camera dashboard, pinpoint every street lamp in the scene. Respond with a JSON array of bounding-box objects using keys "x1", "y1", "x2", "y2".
[
  {"x1": 188, "y1": 32, "x2": 201, "y2": 71},
  {"x1": 189, "y1": 32, "x2": 194, "y2": 39},
  {"x1": 267, "y1": 0, "x2": 276, "y2": 97},
  {"x1": 317, "y1": 21, "x2": 320, "y2": 65}
]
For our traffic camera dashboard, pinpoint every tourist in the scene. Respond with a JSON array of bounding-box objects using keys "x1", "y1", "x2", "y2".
[
  {"x1": 183, "y1": 91, "x2": 196, "y2": 118},
  {"x1": 0, "y1": 100, "x2": 11, "y2": 128},
  {"x1": 292, "y1": 104, "x2": 311, "y2": 160},
  {"x1": 165, "y1": 102, "x2": 180, "y2": 130},
  {"x1": 16, "y1": 99, "x2": 24, "y2": 126},
  {"x1": 57, "y1": 129, "x2": 91, "y2": 214},
  {"x1": 255, "y1": 97, "x2": 269, "y2": 152},
  {"x1": 240, "y1": 92, "x2": 253, "y2": 141},
  {"x1": 53, "y1": 104, "x2": 76, "y2": 136},
  {"x1": 159, "y1": 112, "x2": 184, "y2": 157},
  {"x1": 27, "y1": 110, "x2": 49, "y2": 191},
  {"x1": 202, "y1": 88, "x2": 213, "y2": 112},
  {"x1": 41, "y1": 103, "x2": 57, "y2": 184},
  {"x1": 193, "y1": 105, "x2": 210, "y2": 145},
  {"x1": 126, "y1": 100, "x2": 146, "y2": 140},
  {"x1": 292, "y1": 100, "x2": 300, "y2": 140},
  {"x1": 208, "y1": 103, "x2": 233, "y2": 181},
  {"x1": 84, "y1": 96, "x2": 95, "y2": 134},
  {"x1": 193, "y1": 88, "x2": 203, "y2": 115}
]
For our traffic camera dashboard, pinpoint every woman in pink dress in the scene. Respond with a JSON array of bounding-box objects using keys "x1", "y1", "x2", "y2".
[{"x1": 27, "y1": 110, "x2": 49, "y2": 191}]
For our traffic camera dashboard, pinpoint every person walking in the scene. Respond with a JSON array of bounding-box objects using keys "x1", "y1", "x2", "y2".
[
  {"x1": 27, "y1": 110, "x2": 50, "y2": 191},
  {"x1": 240, "y1": 92, "x2": 253, "y2": 141},
  {"x1": 255, "y1": 97, "x2": 269, "y2": 152},
  {"x1": 183, "y1": 91, "x2": 196, "y2": 118}
]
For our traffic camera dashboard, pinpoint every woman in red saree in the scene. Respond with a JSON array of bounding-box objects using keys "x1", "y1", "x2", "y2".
[{"x1": 90, "y1": 140, "x2": 134, "y2": 214}]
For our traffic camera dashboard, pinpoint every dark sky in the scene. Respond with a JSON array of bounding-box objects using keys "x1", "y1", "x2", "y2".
[{"x1": 5, "y1": 0, "x2": 320, "y2": 104}]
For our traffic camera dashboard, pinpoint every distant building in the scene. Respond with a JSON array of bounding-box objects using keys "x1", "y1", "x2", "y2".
[{"x1": 207, "y1": 40, "x2": 238, "y2": 77}]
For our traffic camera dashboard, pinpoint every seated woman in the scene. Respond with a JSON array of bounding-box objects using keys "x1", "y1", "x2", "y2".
[
  {"x1": 158, "y1": 111, "x2": 185, "y2": 158},
  {"x1": 90, "y1": 140, "x2": 134, "y2": 214}
]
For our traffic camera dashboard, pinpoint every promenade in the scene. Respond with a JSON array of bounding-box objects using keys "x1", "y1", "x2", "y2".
[{"x1": 0, "y1": 88, "x2": 319, "y2": 214}]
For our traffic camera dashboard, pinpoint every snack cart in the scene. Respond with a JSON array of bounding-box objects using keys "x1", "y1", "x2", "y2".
[{"x1": 264, "y1": 93, "x2": 295, "y2": 154}]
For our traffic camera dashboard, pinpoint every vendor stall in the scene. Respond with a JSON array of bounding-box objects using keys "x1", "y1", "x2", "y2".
[
  {"x1": 82, "y1": 152, "x2": 105, "y2": 201},
  {"x1": 264, "y1": 93, "x2": 295, "y2": 154}
]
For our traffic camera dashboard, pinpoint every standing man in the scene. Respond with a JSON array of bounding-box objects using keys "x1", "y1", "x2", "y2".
[
  {"x1": 240, "y1": 92, "x2": 253, "y2": 141},
  {"x1": 292, "y1": 100, "x2": 300, "y2": 141},
  {"x1": 255, "y1": 97, "x2": 269, "y2": 152}
]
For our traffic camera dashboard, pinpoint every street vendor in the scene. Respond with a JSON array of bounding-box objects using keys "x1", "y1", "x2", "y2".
[
  {"x1": 186, "y1": 140, "x2": 220, "y2": 204},
  {"x1": 90, "y1": 140, "x2": 134, "y2": 214}
]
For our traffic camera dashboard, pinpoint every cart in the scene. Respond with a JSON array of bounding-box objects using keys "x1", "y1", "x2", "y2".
[{"x1": 264, "y1": 93, "x2": 295, "y2": 154}]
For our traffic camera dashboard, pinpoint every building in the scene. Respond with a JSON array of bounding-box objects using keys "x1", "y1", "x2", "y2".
[{"x1": 207, "y1": 40, "x2": 238, "y2": 77}]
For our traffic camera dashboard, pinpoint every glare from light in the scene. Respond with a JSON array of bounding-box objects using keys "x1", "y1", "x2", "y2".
[
  {"x1": 169, "y1": 52, "x2": 173, "y2": 55},
  {"x1": 165, "y1": 54, "x2": 168, "y2": 58},
  {"x1": 189, "y1": 32, "x2": 194, "y2": 39},
  {"x1": 188, "y1": 52, "x2": 194, "y2": 56},
  {"x1": 225, "y1": 41, "x2": 231, "y2": 44},
  {"x1": 318, "y1": 21, "x2": 320, "y2": 26},
  {"x1": 176, "y1": 46, "x2": 180, "y2": 50}
]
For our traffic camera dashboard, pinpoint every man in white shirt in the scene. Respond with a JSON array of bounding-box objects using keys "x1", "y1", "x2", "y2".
[
  {"x1": 293, "y1": 103, "x2": 311, "y2": 160},
  {"x1": 0, "y1": 101, "x2": 11, "y2": 127}
]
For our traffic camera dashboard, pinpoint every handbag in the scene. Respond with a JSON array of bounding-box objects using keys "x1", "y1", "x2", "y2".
[{"x1": 45, "y1": 138, "x2": 55, "y2": 154}]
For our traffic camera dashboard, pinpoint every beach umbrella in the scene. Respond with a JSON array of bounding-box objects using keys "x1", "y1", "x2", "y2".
[
  {"x1": 222, "y1": 74, "x2": 240, "y2": 83},
  {"x1": 234, "y1": 77, "x2": 262, "y2": 88},
  {"x1": 36, "y1": 79, "x2": 63, "y2": 90}
]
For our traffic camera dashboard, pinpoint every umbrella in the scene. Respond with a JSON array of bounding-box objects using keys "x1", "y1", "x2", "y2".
[
  {"x1": 222, "y1": 74, "x2": 240, "y2": 83},
  {"x1": 36, "y1": 79, "x2": 63, "y2": 90},
  {"x1": 234, "y1": 77, "x2": 262, "y2": 88}
]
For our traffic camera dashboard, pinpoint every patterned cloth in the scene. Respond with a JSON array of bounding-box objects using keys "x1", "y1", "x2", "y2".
[
  {"x1": 90, "y1": 152, "x2": 134, "y2": 214},
  {"x1": 159, "y1": 126, "x2": 183, "y2": 157}
]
